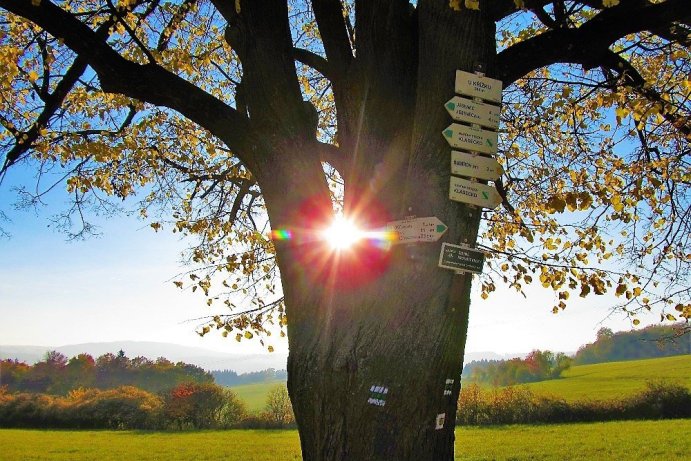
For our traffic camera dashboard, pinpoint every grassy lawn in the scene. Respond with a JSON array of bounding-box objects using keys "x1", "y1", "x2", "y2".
[
  {"x1": 1, "y1": 419, "x2": 689, "y2": 460},
  {"x1": 522, "y1": 355, "x2": 691, "y2": 401},
  {"x1": 229, "y1": 379, "x2": 286, "y2": 413}
]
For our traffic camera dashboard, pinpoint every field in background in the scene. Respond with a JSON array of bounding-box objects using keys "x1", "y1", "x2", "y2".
[
  {"x1": 1, "y1": 419, "x2": 689, "y2": 460},
  {"x1": 230, "y1": 379, "x2": 286, "y2": 413},
  {"x1": 521, "y1": 355, "x2": 691, "y2": 401},
  {"x1": 228, "y1": 355, "x2": 691, "y2": 411}
]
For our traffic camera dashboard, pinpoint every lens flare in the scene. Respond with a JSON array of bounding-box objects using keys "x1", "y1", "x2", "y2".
[
  {"x1": 322, "y1": 216, "x2": 362, "y2": 250},
  {"x1": 270, "y1": 229, "x2": 293, "y2": 241}
]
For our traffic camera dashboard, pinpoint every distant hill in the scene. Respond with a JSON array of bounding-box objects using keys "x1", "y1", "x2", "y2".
[
  {"x1": 0, "y1": 341, "x2": 288, "y2": 374},
  {"x1": 1, "y1": 342, "x2": 530, "y2": 372}
]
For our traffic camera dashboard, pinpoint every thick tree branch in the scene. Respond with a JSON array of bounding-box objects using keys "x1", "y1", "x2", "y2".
[
  {"x1": 495, "y1": 0, "x2": 690, "y2": 85},
  {"x1": 293, "y1": 47, "x2": 333, "y2": 79},
  {"x1": 0, "y1": 0, "x2": 257, "y2": 167},
  {"x1": 311, "y1": 0, "x2": 353, "y2": 77}
]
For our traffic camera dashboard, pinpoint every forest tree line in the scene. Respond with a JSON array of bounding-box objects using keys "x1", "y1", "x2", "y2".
[
  {"x1": 463, "y1": 324, "x2": 689, "y2": 386},
  {"x1": 574, "y1": 324, "x2": 690, "y2": 365},
  {"x1": 462, "y1": 350, "x2": 573, "y2": 386},
  {"x1": 211, "y1": 368, "x2": 287, "y2": 387},
  {"x1": 0, "y1": 350, "x2": 294, "y2": 430},
  {"x1": 0, "y1": 350, "x2": 212, "y2": 394}
]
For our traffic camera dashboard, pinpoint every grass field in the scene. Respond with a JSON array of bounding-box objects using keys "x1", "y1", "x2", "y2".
[
  {"x1": 230, "y1": 379, "x2": 286, "y2": 413},
  {"x1": 229, "y1": 355, "x2": 691, "y2": 411},
  {"x1": 1, "y1": 419, "x2": 689, "y2": 460},
  {"x1": 521, "y1": 355, "x2": 691, "y2": 401}
]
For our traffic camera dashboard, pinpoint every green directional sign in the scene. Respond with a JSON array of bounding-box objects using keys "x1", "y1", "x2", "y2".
[
  {"x1": 449, "y1": 175, "x2": 502, "y2": 209},
  {"x1": 438, "y1": 243, "x2": 485, "y2": 273},
  {"x1": 442, "y1": 123, "x2": 498, "y2": 155},
  {"x1": 445, "y1": 96, "x2": 500, "y2": 129},
  {"x1": 386, "y1": 216, "x2": 448, "y2": 243}
]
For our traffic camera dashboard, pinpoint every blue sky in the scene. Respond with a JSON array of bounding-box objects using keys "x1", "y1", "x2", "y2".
[{"x1": 0, "y1": 162, "x2": 659, "y2": 360}]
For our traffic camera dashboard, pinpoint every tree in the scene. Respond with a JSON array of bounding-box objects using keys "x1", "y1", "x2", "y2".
[
  {"x1": 0, "y1": 1, "x2": 689, "y2": 459},
  {"x1": 262, "y1": 385, "x2": 295, "y2": 427}
]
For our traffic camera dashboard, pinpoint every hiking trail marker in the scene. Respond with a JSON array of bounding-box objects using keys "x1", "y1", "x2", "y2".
[
  {"x1": 438, "y1": 243, "x2": 486, "y2": 274},
  {"x1": 451, "y1": 150, "x2": 503, "y2": 181},
  {"x1": 386, "y1": 216, "x2": 448, "y2": 243},
  {"x1": 455, "y1": 70, "x2": 503, "y2": 103},
  {"x1": 445, "y1": 96, "x2": 500, "y2": 130},
  {"x1": 449, "y1": 176, "x2": 502, "y2": 209}
]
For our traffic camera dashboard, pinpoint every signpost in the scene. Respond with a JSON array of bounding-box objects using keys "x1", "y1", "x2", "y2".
[
  {"x1": 449, "y1": 175, "x2": 502, "y2": 209},
  {"x1": 442, "y1": 123, "x2": 498, "y2": 155},
  {"x1": 438, "y1": 242, "x2": 485, "y2": 273},
  {"x1": 386, "y1": 216, "x2": 448, "y2": 243},
  {"x1": 451, "y1": 151, "x2": 503, "y2": 181},
  {"x1": 444, "y1": 96, "x2": 499, "y2": 129},
  {"x1": 455, "y1": 70, "x2": 503, "y2": 103}
]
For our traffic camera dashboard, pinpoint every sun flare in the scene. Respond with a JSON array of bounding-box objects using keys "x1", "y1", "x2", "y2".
[{"x1": 323, "y1": 216, "x2": 362, "y2": 250}]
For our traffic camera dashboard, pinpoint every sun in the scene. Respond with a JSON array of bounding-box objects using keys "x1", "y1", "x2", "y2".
[{"x1": 322, "y1": 215, "x2": 362, "y2": 250}]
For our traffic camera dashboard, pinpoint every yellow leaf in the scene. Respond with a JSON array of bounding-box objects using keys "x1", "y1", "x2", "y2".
[
  {"x1": 28, "y1": 70, "x2": 39, "y2": 82},
  {"x1": 632, "y1": 318, "x2": 640, "y2": 326},
  {"x1": 464, "y1": 0, "x2": 480, "y2": 10},
  {"x1": 602, "y1": 0, "x2": 620, "y2": 7},
  {"x1": 235, "y1": 333, "x2": 242, "y2": 342},
  {"x1": 268, "y1": 346, "x2": 274, "y2": 353}
]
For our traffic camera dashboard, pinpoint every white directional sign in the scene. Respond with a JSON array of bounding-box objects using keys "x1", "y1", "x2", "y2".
[
  {"x1": 449, "y1": 176, "x2": 502, "y2": 209},
  {"x1": 445, "y1": 96, "x2": 500, "y2": 129},
  {"x1": 451, "y1": 151, "x2": 503, "y2": 181},
  {"x1": 442, "y1": 123, "x2": 498, "y2": 155},
  {"x1": 386, "y1": 216, "x2": 448, "y2": 243},
  {"x1": 455, "y1": 70, "x2": 503, "y2": 103}
]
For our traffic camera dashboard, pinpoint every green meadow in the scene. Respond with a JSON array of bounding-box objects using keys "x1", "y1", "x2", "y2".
[
  {"x1": 232, "y1": 355, "x2": 691, "y2": 412},
  {"x1": 1, "y1": 419, "x2": 689, "y2": 460},
  {"x1": 520, "y1": 355, "x2": 691, "y2": 401},
  {"x1": 230, "y1": 379, "x2": 287, "y2": 413}
]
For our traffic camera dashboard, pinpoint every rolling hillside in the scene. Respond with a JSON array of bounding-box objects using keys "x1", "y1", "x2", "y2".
[
  {"x1": 520, "y1": 355, "x2": 691, "y2": 401},
  {"x1": 226, "y1": 355, "x2": 691, "y2": 411}
]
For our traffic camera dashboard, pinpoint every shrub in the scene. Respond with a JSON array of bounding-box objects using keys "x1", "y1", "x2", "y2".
[
  {"x1": 457, "y1": 379, "x2": 691, "y2": 426},
  {"x1": 625, "y1": 380, "x2": 691, "y2": 419}
]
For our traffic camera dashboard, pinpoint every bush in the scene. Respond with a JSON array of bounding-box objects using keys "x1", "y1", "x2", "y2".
[
  {"x1": 260, "y1": 385, "x2": 295, "y2": 428},
  {"x1": 457, "y1": 379, "x2": 691, "y2": 426},
  {"x1": 626, "y1": 380, "x2": 691, "y2": 419}
]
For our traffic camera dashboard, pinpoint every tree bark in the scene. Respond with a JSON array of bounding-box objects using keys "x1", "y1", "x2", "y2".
[{"x1": 254, "y1": 4, "x2": 496, "y2": 459}]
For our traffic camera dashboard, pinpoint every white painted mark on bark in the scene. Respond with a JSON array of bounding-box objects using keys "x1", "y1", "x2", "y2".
[
  {"x1": 435, "y1": 413, "x2": 446, "y2": 430},
  {"x1": 368, "y1": 385, "x2": 389, "y2": 407},
  {"x1": 443, "y1": 378, "x2": 454, "y2": 396}
]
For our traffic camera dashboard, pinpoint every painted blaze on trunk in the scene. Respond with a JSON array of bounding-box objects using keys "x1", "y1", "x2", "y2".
[{"x1": 257, "y1": 5, "x2": 496, "y2": 461}]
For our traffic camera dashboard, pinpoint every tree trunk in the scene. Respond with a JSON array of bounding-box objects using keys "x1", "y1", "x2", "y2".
[{"x1": 256, "y1": 5, "x2": 496, "y2": 460}]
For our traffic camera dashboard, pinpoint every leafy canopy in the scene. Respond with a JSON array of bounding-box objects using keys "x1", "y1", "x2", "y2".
[{"x1": 0, "y1": 0, "x2": 689, "y2": 345}]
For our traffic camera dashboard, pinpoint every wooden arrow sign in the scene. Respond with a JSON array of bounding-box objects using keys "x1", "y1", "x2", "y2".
[
  {"x1": 442, "y1": 123, "x2": 498, "y2": 155},
  {"x1": 451, "y1": 151, "x2": 503, "y2": 181},
  {"x1": 444, "y1": 96, "x2": 500, "y2": 130},
  {"x1": 449, "y1": 176, "x2": 502, "y2": 209},
  {"x1": 386, "y1": 216, "x2": 448, "y2": 243},
  {"x1": 455, "y1": 70, "x2": 503, "y2": 103}
]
